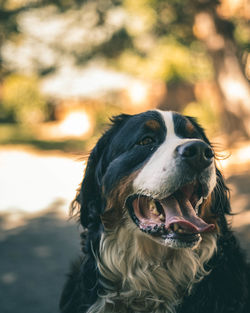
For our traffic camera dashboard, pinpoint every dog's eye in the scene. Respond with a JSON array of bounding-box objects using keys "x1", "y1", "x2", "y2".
[{"x1": 138, "y1": 137, "x2": 154, "y2": 146}]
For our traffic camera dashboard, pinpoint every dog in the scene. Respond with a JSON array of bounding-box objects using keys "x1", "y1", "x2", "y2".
[{"x1": 60, "y1": 110, "x2": 250, "y2": 313}]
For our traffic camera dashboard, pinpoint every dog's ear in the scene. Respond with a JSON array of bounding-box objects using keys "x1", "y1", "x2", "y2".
[
  {"x1": 185, "y1": 116, "x2": 211, "y2": 145},
  {"x1": 210, "y1": 167, "x2": 231, "y2": 232},
  {"x1": 61, "y1": 114, "x2": 131, "y2": 312},
  {"x1": 63, "y1": 133, "x2": 114, "y2": 313},
  {"x1": 71, "y1": 114, "x2": 131, "y2": 244},
  {"x1": 212, "y1": 168, "x2": 231, "y2": 214}
]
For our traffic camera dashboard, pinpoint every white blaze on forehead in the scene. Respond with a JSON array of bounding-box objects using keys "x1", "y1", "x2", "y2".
[
  {"x1": 133, "y1": 110, "x2": 184, "y2": 198},
  {"x1": 133, "y1": 110, "x2": 216, "y2": 199},
  {"x1": 158, "y1": 110, "x2": 175, "y2": 137}
]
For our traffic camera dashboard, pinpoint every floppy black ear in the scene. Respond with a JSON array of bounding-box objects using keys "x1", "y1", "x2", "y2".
[
  {"x1": 71, "y1": 114, "x2": 131, "y2": 251},
  {"x1": 60, "y1": 114, "x2": 131, "y2": 313},
  {"x1": 185, "y1": 116, "x2": 211, "y2": 145},
  {"x1": 210, "y1": 167, "x2": 231, "y2": 233}
]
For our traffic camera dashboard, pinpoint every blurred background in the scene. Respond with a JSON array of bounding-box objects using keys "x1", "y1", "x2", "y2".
[{"x1": 0, "y1": 0, "x2": 249, "y2": 312}]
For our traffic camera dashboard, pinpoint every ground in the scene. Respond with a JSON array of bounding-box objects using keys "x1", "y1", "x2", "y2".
[{"x1": 0, "y1": 145, "x2": 249, "y2": 313}]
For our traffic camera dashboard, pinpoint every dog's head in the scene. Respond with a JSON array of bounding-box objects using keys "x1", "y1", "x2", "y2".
[{"x1": 73, "y1": 110, "x2": 230, "y2": 251}]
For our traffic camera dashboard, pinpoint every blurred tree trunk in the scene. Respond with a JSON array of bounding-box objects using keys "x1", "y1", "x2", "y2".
[
  {"x1": 193, "y1": 1, "x2": 250, "y2": 141},
  {"x1": 158, "y1": 82, "x2": 195, "y2": 112}
]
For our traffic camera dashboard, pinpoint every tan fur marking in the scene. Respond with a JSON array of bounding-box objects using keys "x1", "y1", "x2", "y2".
[
  {"x1": 186, "y1": 120, "x2": 195, "y2": 134},
  {"x1": 102, "y1": 171, "x2": 139, "y2": 229},
  {"x1": 145, "y1": 119, "x2": 161, "y2": 131}
]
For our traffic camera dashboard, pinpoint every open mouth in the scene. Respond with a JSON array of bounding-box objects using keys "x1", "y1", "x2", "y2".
[{"x1": 127, "y1": 181, "x2": 215, "y2": 248}]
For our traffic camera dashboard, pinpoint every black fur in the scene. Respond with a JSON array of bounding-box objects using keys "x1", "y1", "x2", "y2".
[
  {"x1": 60, "y1": 111, "x2": 250, "y2": 313},
  {"x1": 179, "y1": 233, "x2": 250, "y2": 313}
]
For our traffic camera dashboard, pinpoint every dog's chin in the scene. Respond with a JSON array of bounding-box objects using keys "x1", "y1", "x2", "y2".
[{"x1": 127, "y1": 181, "x2": 215, "y2": 249}]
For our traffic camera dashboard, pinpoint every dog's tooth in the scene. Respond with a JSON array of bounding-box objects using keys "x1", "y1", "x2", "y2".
[
  {"x1": 173, "y1": 223, "x2": 179, "y2": 232},
  {"x1": 150, "y1": 201, "x2": 160, "y2": 216},
  {"x1": 153, "y1": 208, "x2": 160, "y2": 216},
  {"x1": 149, "y1": 200, "x2": 155, "y2": 208},
  {"x1": 150, "y1": 201, "x2": 156, "y2": 210},
  {"x1": 159, "y1": 214, "x2": 165, "y2": 221}
]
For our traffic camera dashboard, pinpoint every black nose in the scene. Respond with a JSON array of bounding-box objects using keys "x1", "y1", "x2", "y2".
[{"x1": 176, "y1": 141, "x2": 214, "y2": 171}]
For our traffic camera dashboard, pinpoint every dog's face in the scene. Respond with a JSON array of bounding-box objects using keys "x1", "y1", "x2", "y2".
[{"x1": 76, "y1": 110, "x2": 227, "y2": 251}]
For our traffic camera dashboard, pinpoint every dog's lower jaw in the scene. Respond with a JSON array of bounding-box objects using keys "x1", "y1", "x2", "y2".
[{"x1": 88, "y1": 225, "x2": 217, "y2": 313}]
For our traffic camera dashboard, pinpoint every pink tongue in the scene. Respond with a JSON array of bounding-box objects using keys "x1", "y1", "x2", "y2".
[{"x1": 160, "y1": 192, "x2": 214, "y2": 234}]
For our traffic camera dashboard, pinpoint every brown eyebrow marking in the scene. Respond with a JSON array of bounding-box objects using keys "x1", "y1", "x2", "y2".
[
  {"x1": 186, "y1": 119, "x2": 195, "y2": 133},
  {"x1": 145, "y1": 120, "x2": 161, "y2": 131}
]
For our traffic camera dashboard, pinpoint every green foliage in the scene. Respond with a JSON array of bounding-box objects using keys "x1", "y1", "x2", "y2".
[
  {"x1": 118, "y1": 38, "x2": 213, "y2": 83},
  {"x1": 234, "y1": 22, "x2": 250, "y2": 49},
  {"x1": 1, "y1": 74, "x2": 47, "y2": 124}
]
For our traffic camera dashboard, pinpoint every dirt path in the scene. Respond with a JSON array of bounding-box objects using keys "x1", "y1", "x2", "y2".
[{"x1": 0, "y1": 209, "x2": 80, "y2": 313}]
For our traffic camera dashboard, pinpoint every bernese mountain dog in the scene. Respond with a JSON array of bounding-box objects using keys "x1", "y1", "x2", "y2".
[{"x1": 60, "y1": 110, "x2": 250, "y2": 313}]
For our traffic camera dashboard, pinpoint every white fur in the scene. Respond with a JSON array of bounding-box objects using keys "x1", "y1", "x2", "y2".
[{"x1": 87, "y1": 219, "x2": 217, "y2": 313}]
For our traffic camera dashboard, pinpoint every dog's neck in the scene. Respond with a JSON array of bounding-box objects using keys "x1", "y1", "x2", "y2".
[{"x1": 89, "y1": 222, "x2": 217, "y2": 313}]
